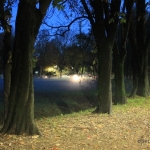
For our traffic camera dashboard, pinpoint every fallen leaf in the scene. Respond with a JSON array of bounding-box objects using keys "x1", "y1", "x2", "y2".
[
  {"x1": 19, "y1": 141, "x2": 25, "y2": 145},
  {"x1": 32, "y1": 135, "x2": 39, "y2": 139},
  {"x1": 0, "y1": 142, "x2": 3, "y2": 146},
  {"x1": 55, "y1": 143, "x2": 60, "y2": 147},
  {"x1": 52, "y1": 147, "x2": 58, "y2": 150}
]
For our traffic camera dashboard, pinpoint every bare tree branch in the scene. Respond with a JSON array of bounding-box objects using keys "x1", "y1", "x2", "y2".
[
  {"x1": 80, "y1": 0, "x2": 94, "y2": 26},
  {"x1": 59, "y1": 0, "x2": 67, "y2": 5},
  {"x1": 42, "y1": 15, "x2": 89, "y2": 36}
]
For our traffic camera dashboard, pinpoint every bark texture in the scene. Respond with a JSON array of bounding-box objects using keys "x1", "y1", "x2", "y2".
[
  {"x1": 113, "y1": 40, "x2": 126, "y2": 105},
  {"x1": 1, "y1": 0, "x2": 52, "y2": 135},
  {"x1": 129, "y1": 0, "x2": 150, "y2": 97},
  {"x1": 3, "y1": 25, "x2": 12, "y2": 120},
  {"x1": 113, "y1": 0, "x2": 133, "y2": 104},
  {"x1": 81, "y1": 0, "x2": 121, "y2": 114},
  {"x1": 95, "y1": 40, "x2": 112, "y2": 114},
  {"x1": 0, "y1": 0, "x2": 13, "y2": 121}
]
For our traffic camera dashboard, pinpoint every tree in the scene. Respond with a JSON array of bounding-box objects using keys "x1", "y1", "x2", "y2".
[
  {"x1": 64, "y1": 44, "x2": 83, "y2": 73},
  {"x1": 75, "y1": 32, "x2": 94, "y2": 76},
  {"x1": 80, "y1": 0, "x2": 121, "y2": 114},
  {"x1": 54, "y1": 31, "x2": 76, "y2": 77},
  {"x1": 0, "y1": 33, "x2": 4, "y2": 74},
  {"x1": 35, "y1": 33, "x2": 61, "y2": 77},
  {"x1": 34, "y1": 30, "x2": 51, "y2": 77},
  {"x1": 35, "y1": 29, "x2": 94, "y2": 78},
  {"x1": 1, "y1": 0, "x2": 52, "y2": 135},
  {"x1": 129, "y1": 0, "x2": 150, "y2": 97},
  {"x1": 0, "y1": 0, "x2": 14, "y2": 120},
  {"x1": 113, "y1": 0, "x2": 134, "y2": 104}
]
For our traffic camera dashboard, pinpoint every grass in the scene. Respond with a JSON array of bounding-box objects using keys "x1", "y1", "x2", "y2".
[
  {"x1": 0, "y1": 90, "x2": 150, "y2": 120},
  {"x1": 0, "y1": 91, "x2": 150, "y2": 149},
  {"x1": 0, "y1": 88, "x2": 149, "y2": 121},
  {"x1": 113, "y1": 96, "x2": 150, "y2": 113},
  {"x1": 21, "y1": 96, "x2": 150, "y2": 149},
  {"x1": 34, "y1": 90, "x2": 97, "y2": 119},
  {"x1": 34, "y1": 89, "x2": 150, "y2": 119}
]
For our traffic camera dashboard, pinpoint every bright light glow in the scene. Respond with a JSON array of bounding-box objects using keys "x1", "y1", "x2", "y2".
[
  {"x1": 72, "y1": 74, "x2": 80, "y2": 81},
  {"x1": 44, "y1": 75, "x2": 48, "y2": 79},
  {"x1": 54, "y1": 65, "x2": 57, "y2": 69},
  {"x1": 62, "y1": 75, "x2": 70, "y2": 78},
  {"x1": 45, "y1": 67, "x2": 55, "y2": 72}
]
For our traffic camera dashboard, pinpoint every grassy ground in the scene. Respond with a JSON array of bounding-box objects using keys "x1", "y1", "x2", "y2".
[
  {"x1": 0, "y1": 89, "x2": 150, "y2": 149},
  {"x1": 34, "y1": 90, "x2": 97, "y2": 119}
]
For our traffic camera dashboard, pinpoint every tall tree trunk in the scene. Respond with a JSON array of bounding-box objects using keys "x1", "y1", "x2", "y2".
[
  {"x1": 136, "y1": 49, "x2": 149, "y2": 96},
  {"x1": 129, "y1": 66, "x2": 138, "y2": 97},
  {"x1": 113, "y1": 0, "x2": 133, "y2": 103},
  {"x1": 113, "y1": 40, "x2": 126, "y2": 104},
  {"x1": 81, "y1": 53, "x2": 85, "y2": 77},
  {"x1": 40, "y1": 66, "x2": 42, "y2": 78},
  {"x1": 129, "y1": 0, "x2": 149, "y2": 97},
  {"x1": 60, "y1": 69, "x2": 62, "y2": 78},
  {"x1": 136, "y1": 0, "x2": 149, "y2": 96},
  {"x1": 80, "y1": 0, "x2": 121, "y2": 114},
  {"x1": 1, "y1": 0, "x2": 52, "y2": 135},
  {"x1": 93, "y1": 40, "x2": 112, "y2": 114},
  {"x1": 0, "y1": 0, "x2": 12, "y2": 121},
  {"x1": 3, "y1": 25, "x2": 12, "y2": 120},
  {"x1": 128, "y1": 15, "x2": 139, "y2": 97},
  {"x1": 1, "y1": 1, "x2": 39, "y2": 135}
]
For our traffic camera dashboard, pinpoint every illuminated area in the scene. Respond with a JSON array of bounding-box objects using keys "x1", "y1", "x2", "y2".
[
  {"x1": 44, "y1": 66, "x2": 57, "y2": 72},
  {"x1": 72, "y1": 74, "x2": 80, "y2": 82},
  {"x1": 44, "y1": 75, "x2": 48, "y2": 79}
]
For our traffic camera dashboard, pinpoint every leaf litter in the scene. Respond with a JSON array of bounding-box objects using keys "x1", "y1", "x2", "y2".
[{"x1": 0, "y1": 106, "x2": 150, "y2": 150}]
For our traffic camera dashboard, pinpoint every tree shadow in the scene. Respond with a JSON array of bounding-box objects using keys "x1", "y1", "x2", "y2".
[
  {"x1": 34, "y1": 91, "x2": 97, "y2": 119},
  {"x1": 51, "y1": 100, "x2": 72, "y2": 114}
]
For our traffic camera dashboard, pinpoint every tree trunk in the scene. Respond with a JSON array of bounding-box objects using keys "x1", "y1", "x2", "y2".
[
  {"x1": 129, "y1": 0, "x2": 149, "y2": 97},
  {"x1": 3, "y1": 25, "x2": 12, "y2": 120},
  {"x1": 112, "y1": 0, "x2": 133, "y2": 103},
  {"x1": 129, "y1": 73, "x2": 138, "y2": 97},
  {"x1": 81, "y1": 51, "x2": 85, "y2": 77},
  {"x1": 1, "y1": 1, "x2": 44, "y2": 135},
  {"x1": 128, "y1": 15, "x2": 139, "y2": 97},
  {"x1": 40, "y1": 66, "x2": 42, "y2": 78},
  {"x1": 60, "y1": 69, "x2": 62, "y2": 78},
  {"x1": 114, "y1": 62, "x2": 126, "y2": 104},
  {"x1": 113, "y1": 41, "x2": 126, "y2": 104},
  {"x1": 136, "y1": 52, "x2": 149, "y2": 96},
  {"x1": 0, "y1": 0, "x2": 13, "y2": 121},
  {"x1": 93, "y1": 40, "x2": 112, "y2": 114},
  {"x1": 136, "y1": 0, "x2": 149, "y2": 96},
  {"x1": 84, "y1": 0, "x2": 121, "y2": 114}
]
